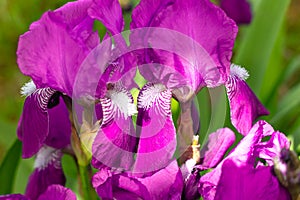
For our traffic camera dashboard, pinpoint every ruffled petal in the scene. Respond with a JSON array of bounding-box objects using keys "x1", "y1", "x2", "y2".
[
  {"x1": 37, "y1": 185, "x2": 76, "y2": 200},
  {"x1": 214, "y1": 160, "x2": 290, "y2": 200},
  {"x1": 130, "y1": 0, "x2": 238, "y2": 92},
  {"x1": 226, "y1": 65, "x2": 269, "y2": 135},
  {"x1": 17, "y1": 0, "x2": 99, "y2": 96},
  {"x1": 255, "y1": 131, "x2": 290, "y2": 166},
  {"x1": 220, "y1": 0, "x2": 252, "y2": 24},
  {"x1": 134, "y1": 83, "x2": 176, "y2": 173},
  {"x1": 17, "y1": 88, "x2": 55, "y2": 158},
  {"x1": 200, "y1": 128, "x2": 235, "y2": 168},
  {"x1": 92, "y1": 85, "x2": 137, "y2": 170},
  {"x1": 25, "y1": 147, "x2": 65, "y2": 200}
]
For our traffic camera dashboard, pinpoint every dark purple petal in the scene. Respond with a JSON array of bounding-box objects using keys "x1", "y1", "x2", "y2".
[
  {"x1": 17, "y1": 0, "x2": 99, "y2": 96},
  {"x1": 92, "y1": 167, "x2": 114, "y2": 199},
  {"x1": 130, "y1": 0, "x2": 238, "y2": 91},
  {"x1": 0, "y1": 194, "x2": 28, "y2": 200},
  {"x1": 17, "y1": 88, "x2": 55, "y2": 158},
  {"x1": 45, "y1": 96, "x2": 71, "y2": 149},
  {"x1": 92, "y1": 86, "x2": 137, "y2": 170},
  {"x1": 134, "y1": 83, "x2": 176, "y2": 173},
  {"x1": 214, "y1": 160, "x2": 290, "y2": 200},
  {"x1": 37, "y1": 185, "x2": 76, "y2": 200},
  {"x1": 225, "y1": 65, "x2": 269, "y2": 135},
  {"x1": 200, "y1": 128, "x2": 235, "y2": 168},
  {"x1": 182, "y1": 169, "x2": 201, "y2": 200},
  {"x1": 25, "y1": 147, "x2": 65, "y2": 200},
  {"x1": 220, "y1": 0, "x2": 252, "y2": 24}
]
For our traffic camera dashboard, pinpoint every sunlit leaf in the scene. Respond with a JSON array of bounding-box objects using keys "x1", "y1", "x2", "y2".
[{"x1": 235, "y1": 0, "x2": 291, "y2": 96}]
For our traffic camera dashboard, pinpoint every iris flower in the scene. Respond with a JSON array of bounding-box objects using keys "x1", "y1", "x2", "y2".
[
  {"x1": 198, "y1": 121, "x2": 291, "y2": 200},
  {"x1": 4, "y1": 0, "x2": 286, "y2": 199}
]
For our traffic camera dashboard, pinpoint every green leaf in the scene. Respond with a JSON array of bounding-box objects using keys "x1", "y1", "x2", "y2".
[
  {"x1": 283, "y1": 56, "x2": 300, "y2": 83},
  {"x1": 0, "y1": 139, "x2": 22, "y2": 194},
  {"x1": 198, "y1": 86, "x2": 227, "y2": 147},
  {"x1": 271, "y1": 82, "x2": 300, "y2": 124},
  {"x1": 235, "y1": 0, "x2": 291, "y2": 96}
]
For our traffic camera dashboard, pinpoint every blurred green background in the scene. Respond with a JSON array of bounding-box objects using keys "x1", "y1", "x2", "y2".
[{"x1": 0, "y1": 0, "x2": 299, "y2": 195}]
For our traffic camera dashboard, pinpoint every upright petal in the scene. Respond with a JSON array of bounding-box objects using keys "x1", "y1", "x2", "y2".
[
  {"x1": 25, "y1": 147, "x2": 66, "y2": 200},
  {"x1": 134, "y1": 83, "x2": 176, "y2": 173},
  {"x1": 17, "y1": 0, "x2": 99, "y2": 96},
  {"x1": 38, "y1": 185, "x2": 76, "y2": 200},
  {"x1": 92, "y1": 85, "x2": 137, "y2": 170},
  {"x1": 225, "y1": 65, "x2": 269, "y2": 135},
  {"x1": 88, "y1": 0, "x2": 124, "y2": 36},
  {"x1": 130, "y1": 0, "x2": 238, "y2": 92},
  {"x1": 220, "y1": 0, "x2": 252, "y2": 24}
]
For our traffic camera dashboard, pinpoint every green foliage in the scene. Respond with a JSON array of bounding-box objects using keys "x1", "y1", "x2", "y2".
[{"x1": 0, "y1": 140, "x2": 22, "y2": 194}]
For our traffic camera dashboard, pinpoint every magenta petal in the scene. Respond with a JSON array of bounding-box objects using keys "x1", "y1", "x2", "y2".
[
  {"x1": 130, "y1": 0, "x2": 238, "y2": 91},
  {"x1": 17, "y1": 0, "x2": 99, "y2": 96},
  {"x1": 226, "y1": 66, "x2": 269, "y2": 135},
  {"x1": 137, "y1": 160, "x2": 184, "y2": 199},
  {"x1": 220, "y1": 0, "x2": 252, "y2": 24},
  {"x1": 134, "y1": 83, "x2": 176, "y2": 173},
  {"x1": 0, "y1": 194, "x2": 28, "y2": 200},
  {"x1": 92, "y1": 87, "x2": 137, "y2": 170},
  {"x1": 201, "y1": 128, "x2": 235, "y2": 168},
  {"x1": 25, "y1": 147, "x2": 65, "y2": 200},
  {"x1": 45, "y1": 96, "x2": 71, "y2": 149},
  {"x1": 88, "y1": 0, "x2": 124, "y2": 36},
  {"x1": 214, "y1": 160, "x2": 290, "y2": 200},
  {"x1": 17, "y1": 88, "x2": 55, "y2": 158},
  {"x1": 37, "y1": 185, "x2": 76, "y2": 200},
  {"x1": 93, "y1": 161, "x2": 183, "y2": 199}
]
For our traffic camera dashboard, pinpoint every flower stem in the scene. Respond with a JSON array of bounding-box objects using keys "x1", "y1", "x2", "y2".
[{"x1": 78, "y1": 164, "x2": 96, "y2": 200}]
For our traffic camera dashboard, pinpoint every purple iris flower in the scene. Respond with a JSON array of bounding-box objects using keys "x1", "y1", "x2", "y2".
[
  {"x1": 14, "y1": 0, "x2": 278, "y2": 199},
  {"x1": 198, "y1": 120, "x2": 291, "y2": 200},
  {"x1": 220, "y1": 0, "x2": 252, "y2": 24}
]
